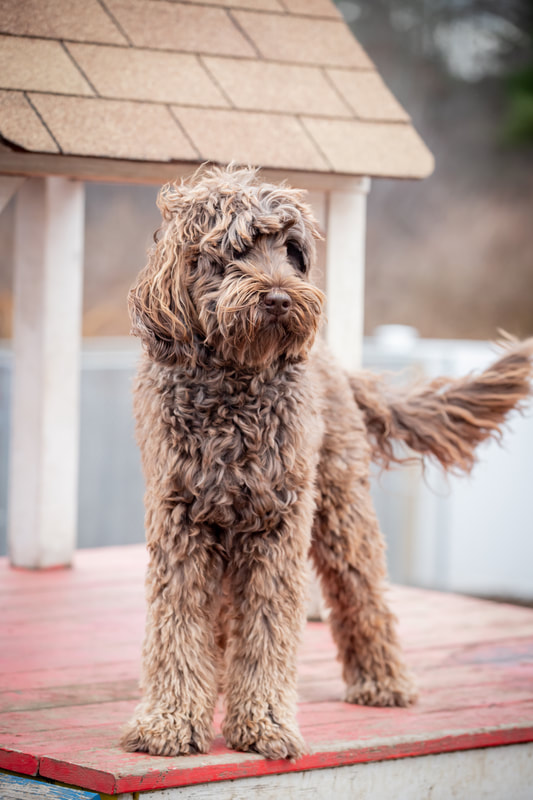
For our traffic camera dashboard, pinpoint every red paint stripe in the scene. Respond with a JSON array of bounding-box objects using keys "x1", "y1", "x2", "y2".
[{"x1": 0, "y1": 747, "x2": 39, "y2": 775}]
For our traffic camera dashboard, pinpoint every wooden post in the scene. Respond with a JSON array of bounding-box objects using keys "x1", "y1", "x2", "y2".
[
  {"x1": 306, "y1": 182, "x2": 370, "y2": 620},
  {"x1": 325, "y1": 179, "x2": 370, "y2": 370},
  {"x1": 8, "y1": 177, "x2": 84, "y2": 568}
]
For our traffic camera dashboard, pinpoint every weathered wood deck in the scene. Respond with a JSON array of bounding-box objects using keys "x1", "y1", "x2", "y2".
[{"x1": 1, "y1": 544, "x2": 533, "y2": 798}]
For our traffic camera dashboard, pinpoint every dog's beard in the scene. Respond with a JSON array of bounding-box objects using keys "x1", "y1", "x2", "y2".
[{"x1": 200, "y1": 268, "x2": 324, "y2": 369}]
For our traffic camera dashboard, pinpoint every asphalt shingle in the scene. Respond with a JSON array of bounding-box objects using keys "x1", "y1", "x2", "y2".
[
  {"x1": 0, "y1": 90, "x2": 59, "y2": 152},
  {"x1": 302, "y1": 117, "x2": 434, "y2": 178},
  {"x1": 29, "y1": 94, "x2": 199, "y2": 161},
  {"x1": 232, "y1": 11, "x2": 373, "y2": 67},
  {"x1": 203, "y1": 57, "x2": 351, "y2": 116},
  {"x1": 0, "y1": 36, "x2": 93, "y2": 96},
  {"x1": 68, "y1": 44, "x2": 228, "y2": 106},
  {"x1": 327, "y1": 69, "x2": 410, "y2": 121},
  {"x1": 104, "y1": 0, "x2": 256, "y2": 57},
  {"x1": 0, "y1": 0, "x2": 127, "y2": 44},
  {"x1": 174, "y1": 107, "x2": 329, "y2": 171}
]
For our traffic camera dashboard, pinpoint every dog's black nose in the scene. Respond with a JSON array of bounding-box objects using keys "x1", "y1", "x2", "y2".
[{"x1": 263, "y1": 290, "x2": 292, "y2": 317}]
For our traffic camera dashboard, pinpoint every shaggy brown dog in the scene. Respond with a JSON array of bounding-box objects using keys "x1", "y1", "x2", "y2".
[{"x1": 121, "y1": 166, "x2": 533, "y2": 760}]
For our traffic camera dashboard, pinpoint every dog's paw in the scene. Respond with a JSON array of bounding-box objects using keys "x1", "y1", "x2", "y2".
[
  {"x1": 344, "y1": 673, "x2": 418, "y2": 708},
  {"x1": 223, "y1": 713, "x2": 306, "y2": 760},
  {"x1": 120, "y1": 708, "x2": 213, "y2": 756}
]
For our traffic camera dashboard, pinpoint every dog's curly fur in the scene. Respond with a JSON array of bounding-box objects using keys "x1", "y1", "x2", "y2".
[{"x1": 121, "y1": 165, "x2": 533, "y2": 760}]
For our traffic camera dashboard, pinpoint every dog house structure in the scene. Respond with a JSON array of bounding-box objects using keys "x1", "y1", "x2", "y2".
[
  {"x1": 2, "y1": 5, "x2": 533, "y2": 799},
  {"x1": 0, "y1": 0, "x2": 433, "y2": 570}
]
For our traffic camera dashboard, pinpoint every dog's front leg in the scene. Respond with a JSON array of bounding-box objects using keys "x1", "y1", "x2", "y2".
[
  {"x1": 121, "y1": 519, "x2": 223, "y2": 756},
  {"x1": 222, "y1": 514, "x2": 311, "y2": 760}
]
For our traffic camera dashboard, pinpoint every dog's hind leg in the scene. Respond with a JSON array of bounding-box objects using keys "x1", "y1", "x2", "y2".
[
  {"x1": 222, "y1": 508, "x2": 313, "y2": 760},
  {"x1": 311, "y1": 469, "x2": 417, "y2": 708},
  {"x1": 121, "y1": 515, "x2": 224, "y2": 756}
]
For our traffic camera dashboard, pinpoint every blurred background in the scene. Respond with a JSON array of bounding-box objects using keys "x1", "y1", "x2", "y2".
[
  {"x1": 0, "y1": 0, "x2": 532, "y2": 598},
  {"x1": 343, "y1": 0, "x2": 533, "y2": 339}
]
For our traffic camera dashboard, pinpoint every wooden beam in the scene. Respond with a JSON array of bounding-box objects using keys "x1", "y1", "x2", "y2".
[
  {"x1": 0, "y1": 145, "x2": 368, "y2": 191},
  {"x1": 8, "y1": 177, "x2": 84, "y2": 568},
  {"x1": 325, "y1": 178, "x2": 370, "y2": 370},
  {"x1": 0, "y1": 774, "x2": 100, "y2": 800}
]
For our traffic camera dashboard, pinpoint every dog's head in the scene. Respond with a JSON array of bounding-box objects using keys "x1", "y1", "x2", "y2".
[{"x1": 129, "y1": 165, "x2": 325, "y2": 369}]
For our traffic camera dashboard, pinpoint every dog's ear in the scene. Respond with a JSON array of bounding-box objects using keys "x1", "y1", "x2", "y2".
[{"x1": 128, "y1": 235, "x2": 197, "y2": 366}]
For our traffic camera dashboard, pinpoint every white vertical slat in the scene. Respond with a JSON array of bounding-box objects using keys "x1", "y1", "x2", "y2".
[
  {"x1": 8, "y1": 177, "x2": 84, "y2": 568},
  {"x1": 325, "y1": 178, "x2": 371, "y2": 371}
]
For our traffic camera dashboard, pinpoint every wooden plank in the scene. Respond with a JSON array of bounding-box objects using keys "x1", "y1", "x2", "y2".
[
  {"x1": 1, "y1": 614, "x2": 144, "y2": 643},
  {"x1": 0, "y1": 723, "x2": 130, "y2": 754},
  {"x1": 0, "y1": 643, "x2": 142, "y2": 675},
  {"x1": 0, "y1": 147, "x2": 365, "y2": 191},
  {"x1": 1, "y1": 633, "x2": 530, "y2": 715},
  {"x1": 0, "y1": 700, "x2": 137, "y2": 735},
  {"x1": 0, "y1": 577, "x2": 144, "y2": 600},
  {"x1": 37, "y1": 721, "x2": 533, "y2": 795},
  {"x1": 0, "y1": 749, "x2": 39, "y2": 775},
  {"x1": 1, "y1": 677, "x2": 532, "y2": 777},
  {"x1": 0, "y1": 615, "x2": 144, "y2": 647},
  {"x1": 300, "y1": 701, "x2": 533, "y2": 740},
  {"x1": 0, "y1": 590, "x2": 144, "y2": 627},
  {"x1": 0, "y1": 544, "x2": 148, "y2": 591},
  {"x1": 2, "y1": 698, "x2": 532, "y2": 792},
  {"x1": 2, "y1": 687, "x2": 532, "y2": 756},
  {"x1": 0, "y1": 680, "x2": 140, "y2": 713},
  {"x1": 0, "y1": 567, "x2": 146, "y2": 595},
  {"x1": 1, "y1": 638, "x2": 531, "y2": 720},
  {"x1": 0, "y1": 662, "x2": 140, "y2": 693},
  {"x1": 0, "y1": 584, "x2": 144, "y2": 613},
  {"x1": 4, "y1": 607, "x2": 533, "y2": 674},
  {"x1": 0, "y1": 773, "x2": 100, "y2": 800},
  {"x1": 138, "y1": 743, "x2": 533, "y2": 800}
]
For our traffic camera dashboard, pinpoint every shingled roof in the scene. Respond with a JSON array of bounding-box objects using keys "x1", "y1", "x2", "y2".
[{"x1": 0, "y1": 0, "x2": 434, "y2": 179}]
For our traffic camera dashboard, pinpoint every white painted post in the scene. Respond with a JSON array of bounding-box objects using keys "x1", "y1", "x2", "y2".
[
  {"x1": 306, "y1": 182, "x2": 370, "y2": 621},
  {"x1": 325, "y1": 179, "x2": 370, "y2": 371},
  {"x1": 8, "y1": 177, "x2": 84, "y2": 568}
]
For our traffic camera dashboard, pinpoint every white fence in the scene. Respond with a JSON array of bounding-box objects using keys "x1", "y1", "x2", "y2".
[
  {"x1": 1, "y1": 333, "x2": 532, "y2": 599},
  {"x1": 0, "y1": 339, "x2": 146, "y2": 556},
  {"x1": 365, "y1": 328, "x2": 533, "y2": 601}
]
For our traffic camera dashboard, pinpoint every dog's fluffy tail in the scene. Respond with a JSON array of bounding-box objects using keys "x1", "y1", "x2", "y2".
[{"x1": 349, "y1": 337, "x2": 533, "y2": 473}]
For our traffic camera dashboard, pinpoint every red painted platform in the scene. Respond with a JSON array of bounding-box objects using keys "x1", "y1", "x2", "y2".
[{"x1": 1, "y1": 544, "x2": 533, "y2": 795}]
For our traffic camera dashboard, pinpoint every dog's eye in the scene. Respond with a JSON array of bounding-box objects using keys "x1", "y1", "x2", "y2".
[
  {"x1": 227, "y1": 246, "x2": 248, "y2": 263},
  {"x1": 286, "y1": 242, "x2": 306, "y2": 273}
]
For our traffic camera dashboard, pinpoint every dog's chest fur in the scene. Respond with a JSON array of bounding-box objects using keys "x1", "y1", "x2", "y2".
[{"x1": 135, "y1": 358, "x2": 323, "y2": 535}]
